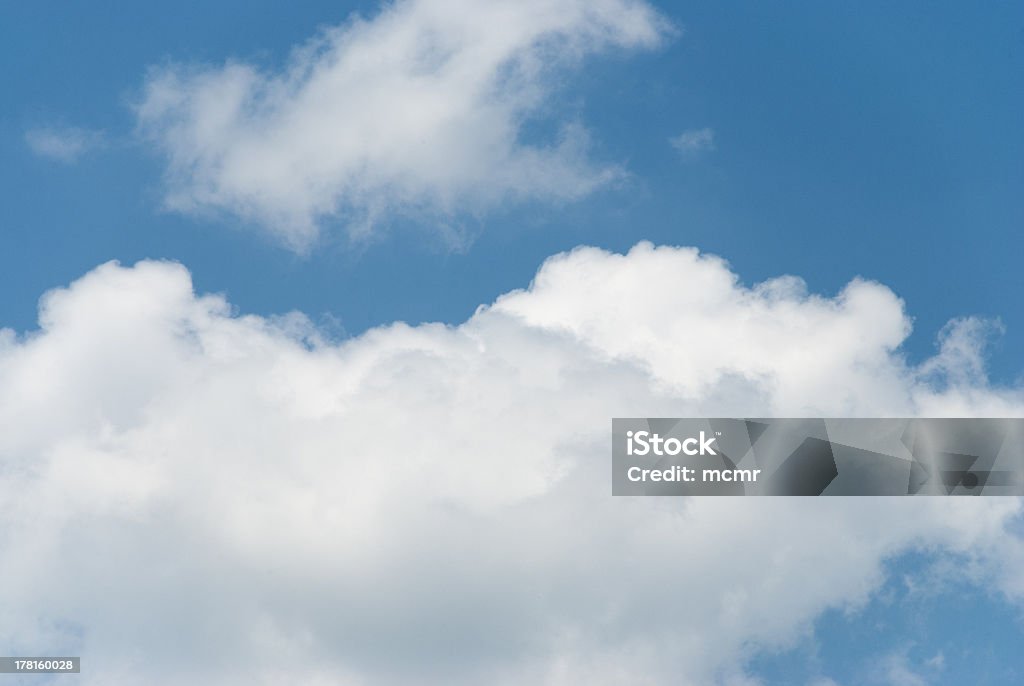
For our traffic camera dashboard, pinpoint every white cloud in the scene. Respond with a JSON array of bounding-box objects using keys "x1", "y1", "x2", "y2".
[
  {"x1": 879, "y1": 651, "x2": 930, "y2": 686},
  {"x1": 134, "y1": 0, "x2": 671, "y2": 251},
  {"x1": 24, "y1": 126, "x2": 105, "y2": 163},
  {"x1": 670, "y1": 126, "x2": 715, "y2": 157},
  {"x1": 1, "y1": 242, "x2": 1023, "y2": 685},
  {"x1": 923, "y1": 651, "x2": 945, "y2": 671}
]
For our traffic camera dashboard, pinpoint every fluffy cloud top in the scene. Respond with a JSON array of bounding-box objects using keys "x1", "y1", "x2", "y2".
[
  {"x1": 1, "y1": 243, "x2": 1022, "y2": 685},
  {"x1": 134, "y1": 0, "x2": 670, "y2": 250}
]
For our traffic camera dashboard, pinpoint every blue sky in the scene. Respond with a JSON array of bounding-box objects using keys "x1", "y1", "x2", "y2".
[
  {"x1": 2, "y1": 2, "x2": 1024, "y2": 685},
  {"x1": 751, "y1": 547, "x2": 1024, "y2": 685},
  {"x1": 2, "y1": 1, "x2": 1022, "y2": 378}
]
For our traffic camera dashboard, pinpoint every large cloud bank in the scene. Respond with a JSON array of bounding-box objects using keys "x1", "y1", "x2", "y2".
[
  {"x1": 1, "y1": 242, "x2": 1023, "y2": 685},
  {"x1": 134, "y1": 0, "x2": 669, "y2": 250}
]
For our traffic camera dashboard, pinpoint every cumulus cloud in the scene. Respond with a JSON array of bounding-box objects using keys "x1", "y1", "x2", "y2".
[
  {"x1": 24, "y1": 126, "x2": 105, "y2": 163},
  {"x1": 134, "y1": 0, "x2": 671, "y2": 250},
  {"x1": 1, "y1": 242, "x2": 1023, "y2": 685},
  {"x1": 670, "y1": 127, "x2": 715, "y2": 157}
]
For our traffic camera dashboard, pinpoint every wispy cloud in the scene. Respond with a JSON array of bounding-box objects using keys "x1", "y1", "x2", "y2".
[
  {"x1": 670, "y1": 126, "x2": 715, "y2": 157},
  {"x1": 135, "y1": 0, "x2": 672, "y2": 251},
  {"x1": 24, "y1": 126, "x2": 105, "y2": 163},
  {"x1": 878, "y1": 650, "x2": 933, "y2": 686}
]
